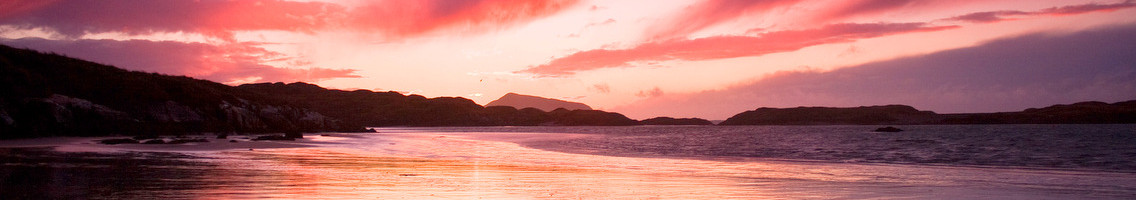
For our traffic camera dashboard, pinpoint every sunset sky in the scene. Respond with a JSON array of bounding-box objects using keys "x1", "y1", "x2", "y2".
[{"x1": 2, "y1": 0, "x2": 1135, "y2": 120}]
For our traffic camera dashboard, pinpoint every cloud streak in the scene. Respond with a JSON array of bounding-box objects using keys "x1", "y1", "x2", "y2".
[
  {"x1": 613, "y1": 23, "x2": 1136, "y2": 119},
  {"x1": 646, "y1": 0, "x2": 800, "y2": 40},
  {"x1": 947, "y1": 1, "x2": 1136, "y2": 23},
  {"x1": 0, "y1": 0, "x2": 581, "y2": 40},
  {"x1": 0, "y1": 0, "x2": 344, "y2": 40},
  {"x1": 349, "y1": 0, "x2": 580, "y2": 39},
  {"x1": 521, "y1": 23, "x2": 954, "y2": 75}
]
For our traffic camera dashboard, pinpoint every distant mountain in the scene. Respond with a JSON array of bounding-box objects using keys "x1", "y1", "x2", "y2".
[
  {"x1": 486, "y1": 93, "x2": 592, "y2": 112},
  {"x1": 640, "y1": 117, "x2": 714, "y2": 125},
  {"x1": 0, "y1": 45, "x2": 361, "y2": 138},
  {"x1": 720, "y1": 101, "x2": 1136, "y2": 125},
  {"x1": 238, "y1": 83, "x2": 638, "y2": 126}
]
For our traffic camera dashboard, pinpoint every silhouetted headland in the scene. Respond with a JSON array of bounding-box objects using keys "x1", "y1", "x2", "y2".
[
  {"x1": 720, "y1": 101, "x2": 1136, "y2": 125},
  {"x1": 640, "y1": 117, "x2": 715, "y2": 125},
  {"x1": 237, "y1": 82, "x2": 638, "y2": 126}
]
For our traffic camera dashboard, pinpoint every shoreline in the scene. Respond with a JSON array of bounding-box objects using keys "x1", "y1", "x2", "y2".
[{"x1": 0, "y1": 133, "x2": 367, "y2": 152}]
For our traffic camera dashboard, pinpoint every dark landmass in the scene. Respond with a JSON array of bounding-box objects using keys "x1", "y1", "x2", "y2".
[
  {"x1": 0, "y1": 45, "x2": 361, "y2": 138},
  {"x1": 485, "y1": 93, "x2": 592, "y2": 112},
  {"x1": 720, "y1": 101, "x2": 1136, "y2": 125},
  {"x1": 0, "y1": 44, "x2": 644, "y2": 139},
  {"x1": 237, "y1": 82, "x2": 638, "y2": 126},
  {"x1": 940, "y1": 101, "x2": 1136, "y2": 124},
  {"x1": 640, "y1": 117, "x2": 715, "y2": 125},
  {"x1": 719, "y1": 105, "x2": 940, "y2": 125}
]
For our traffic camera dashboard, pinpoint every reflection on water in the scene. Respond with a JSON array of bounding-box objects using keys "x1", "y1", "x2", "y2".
[{"x1": 2, "y1": 127, "x2": 1136, "y2": 199}]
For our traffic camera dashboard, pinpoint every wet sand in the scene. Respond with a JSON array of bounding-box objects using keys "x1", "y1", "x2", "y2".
[
  {"x1": 2, "y1": 131, "x2": 1135, "y2": 199},
  {"x1": 0, "y1": 135, "x2": 322, "y2": 152}
]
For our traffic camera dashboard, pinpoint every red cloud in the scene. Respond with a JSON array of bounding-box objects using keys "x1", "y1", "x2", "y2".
[
  {"x1": 812, "y1": 0, "x2": 918, "y2": 22},
  {"x1": 947, "y1": 1, "x2": 1136, "y2": 23},
  {"x1": 647, "y1": 0, "x2": 800, "y2": 40},
  {"x1": 349, "y1": 0, "x2": 580, "y2": 38},
  {"x1": 0, "y1": 0, "x2": 580, "y2": 40},
  {"x1": 1040, "y1": 1, "x2": 1136, "y2": 15},
  {"x1": 521, "y1": 23, "x2": 955, "y2": 76},
  {"x1": 0, "y1": 0, "x2": 344, "y2": 40},
  {"x1": 0, "y1": 38, "x2": 359, "y2": 84},
  {"x1": 0, "y1": 0, "x2": 58, "y2": 19}
]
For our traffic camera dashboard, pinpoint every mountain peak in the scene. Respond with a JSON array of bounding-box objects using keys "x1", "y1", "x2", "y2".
[{"x1": 486, "y1": 93, "x2": 592, "y2": 112}]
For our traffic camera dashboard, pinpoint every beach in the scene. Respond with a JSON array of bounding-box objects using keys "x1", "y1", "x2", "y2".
[{"x1": 2, "y1": 127, "x2": 1136, "y2": 199}]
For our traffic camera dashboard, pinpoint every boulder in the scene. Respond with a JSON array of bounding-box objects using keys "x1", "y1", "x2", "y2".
[
  {"x1": 874, "y1": 126, "x2": 904, "y2": 132},
  {"x1": 284, "y1": 131, "x2": 303, "y2": 139}
]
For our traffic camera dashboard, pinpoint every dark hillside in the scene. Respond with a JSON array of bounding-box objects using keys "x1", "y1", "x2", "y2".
[{"x1": 0, "y1": 45, "x2": 360, "y2": 138}]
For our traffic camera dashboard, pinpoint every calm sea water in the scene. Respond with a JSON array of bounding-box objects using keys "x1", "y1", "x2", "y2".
[
  {"x1": 425, "y1": 124, "x2": 1136, "y2": 171},
  {"x1": 1, "y1": 124, "x2": 1135, "y2": 199}
]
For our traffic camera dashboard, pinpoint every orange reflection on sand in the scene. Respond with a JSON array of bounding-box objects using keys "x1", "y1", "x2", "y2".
[{"x1": 191, "y1": 147, "x2": 756, "y2": 199}]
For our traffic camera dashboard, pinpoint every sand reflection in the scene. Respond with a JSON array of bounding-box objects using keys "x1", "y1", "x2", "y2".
[{"x1": 192, "y1": 147, "x2": 753, "y2": 199}]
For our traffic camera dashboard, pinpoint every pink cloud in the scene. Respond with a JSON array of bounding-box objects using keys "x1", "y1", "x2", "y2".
[
  {"x1": 947, "y1": 1, "x2": 1136, "y2": 23},
  {"x1": 0, "y1": 0, "x2": 344, "y2": 40},
  {"x1": 0, "y1": 0, "x2": 580, "y2": 40},
  {"x1": 521, "y1": 23, "x2": 955, "y2": 76},
  {"x1": 1, "y1": 38, "x2": 359, "y2": 84},
  {"x1": 646, "y1": 0, "x2": 800, "y2": 40},
  {"x1": 811, "y1": 0, "x2": 918, "y2": 22},
  {"x1": 1040, "y1": 1, "x2": 1136, "y2": 15},
  {"x1": 0, "y1": 0, "x2": 58, "y2": 19},
  {"x1": 348, "y1": 0, "x2": 580, "y2": 38},
  {"x1": 945, "y1": 11, "x2": 1031, "y2": 23}
]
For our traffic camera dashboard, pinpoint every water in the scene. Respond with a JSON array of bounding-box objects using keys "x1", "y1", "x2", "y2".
[
  {"x1": 1, "y1": 124, "x2": 1135, "y2": 199},
  {"x1": 441, "y1": 124, "x2": 1136, "y2": 171}
]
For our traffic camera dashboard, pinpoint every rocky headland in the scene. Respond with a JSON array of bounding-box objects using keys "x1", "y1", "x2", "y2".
[{"x1": 719, "y1": 101, "x2": 1136, "y2": 125}]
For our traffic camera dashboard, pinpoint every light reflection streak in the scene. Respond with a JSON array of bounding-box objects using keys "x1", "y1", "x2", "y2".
[{"x1": 73, "y1": 131, "x2": 1136, "y2": 199}]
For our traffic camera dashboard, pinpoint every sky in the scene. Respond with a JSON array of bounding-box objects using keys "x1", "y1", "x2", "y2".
[{"x1": 1, "y1": 0, "x2": 1135, "y2": 120}]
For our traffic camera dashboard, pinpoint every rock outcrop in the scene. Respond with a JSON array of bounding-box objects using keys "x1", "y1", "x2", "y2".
[{"x1": 873, "y1": 126, "x2": 904, "y2": 132}]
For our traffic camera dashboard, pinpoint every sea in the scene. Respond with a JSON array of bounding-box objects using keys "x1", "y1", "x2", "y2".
[{"x1": 1, "y1": 124, "x2": 1135, "y2": 199}]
